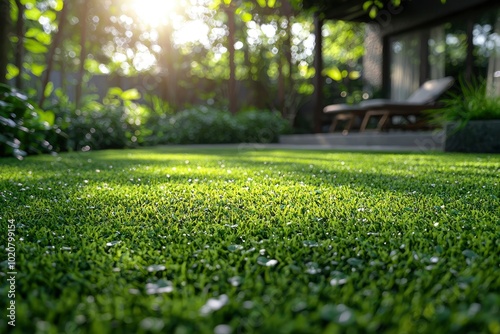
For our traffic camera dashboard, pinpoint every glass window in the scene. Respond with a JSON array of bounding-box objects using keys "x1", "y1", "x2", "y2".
[
  {"x1": 428, "y1": 26, "x2": 445, "y2": 80},
  {"x1": 389, "y1": 6, "x2": 500, "y2": 98},
  {"x1": 481, "y1": 9, "x2": 500, "y2": 96},
  {"x1": 390, "y1": 32, "x2": 421, "y2": 100}
]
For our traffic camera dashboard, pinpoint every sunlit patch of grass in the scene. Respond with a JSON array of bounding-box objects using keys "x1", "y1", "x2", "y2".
[{"x1": 1, "y1": 147, "x2": 499, "y2": 333}]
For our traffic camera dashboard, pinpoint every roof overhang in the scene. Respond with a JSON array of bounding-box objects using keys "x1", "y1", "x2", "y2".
[{"x1": 302, "y1": 0, "x2": 398, "y2": 22}]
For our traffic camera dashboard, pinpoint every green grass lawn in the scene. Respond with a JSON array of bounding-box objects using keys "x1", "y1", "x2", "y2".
[{"x1": 1, "y1": 147, "x2": 499, "y2": 334}]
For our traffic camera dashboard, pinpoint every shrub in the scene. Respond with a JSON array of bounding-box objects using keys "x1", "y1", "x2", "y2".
[
  {"x1": 0, "y1": 83, "x2": 55, "y2": 159},
  {"x1": 165, "y1": 106, "x2": 243, "y2": 144},
  {"x1": 151, "y1": 107, "x2": 291, "y2": 145},
  {"x1": 141, "y1": 94, "x2": 175, "y2": 146},
  {"x1": 427, "y1": 78, "x2": 500, "y2": 128},
  {"x1": 236, "y1": 109, "x2": 291, "y2": 143},
  {"x1": 51, "y1": 88, "x2": 149, "y2": 152}
]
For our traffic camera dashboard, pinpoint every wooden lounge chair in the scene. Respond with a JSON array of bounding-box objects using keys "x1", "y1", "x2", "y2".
[{"x1": 324, "y1": 77, "x2": 455, "y2": 132}]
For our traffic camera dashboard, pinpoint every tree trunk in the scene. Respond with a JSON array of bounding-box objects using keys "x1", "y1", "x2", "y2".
[
  {"x1": 39, "y1": 3, "x2": 68, "y2": 107},
  {"x1": 0, "y1": 0, "x2": 10, "y2": 85},
  {"x1": 14, "y1": 0, "x2": 24, "y2": 90},
  {"x1": 227, "y1": 5, "x2": 237, "y2": 114},
  {"x1": 75, "y1": 0, "x2": 88, "y2": 108},
  {"x1": 278, "y1": 56, "x2": 284, "y2": 113},
  {"x1": 158, "y1": 26, "x2": 176, "y2": 106}
]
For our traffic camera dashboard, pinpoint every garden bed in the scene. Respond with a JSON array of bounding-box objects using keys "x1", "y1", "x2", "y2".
[{"x1": 0, "y1": 147, "x2": 499, "y2": 333}]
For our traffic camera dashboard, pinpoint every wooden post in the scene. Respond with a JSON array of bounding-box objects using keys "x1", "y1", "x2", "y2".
[
  {"x1": 313, "y1": 12, "x2": 324, "y2": 133},
  {"x1": 465, "y1": 19, "x2": 474, "y2": 82},
  {"x1": 227, "y1": 5, "x2": 237, "y2": 114},
  {"x1": 158, "y1": 26, "x2": 176, "y2": 106},
  {"x1": 14, "y1": 0, "x2": 24, "y2": 90}
]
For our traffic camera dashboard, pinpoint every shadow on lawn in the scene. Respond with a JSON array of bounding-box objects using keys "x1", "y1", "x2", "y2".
[{"x1": 2, "y1": 148, "x2": 498, "y2": 203}]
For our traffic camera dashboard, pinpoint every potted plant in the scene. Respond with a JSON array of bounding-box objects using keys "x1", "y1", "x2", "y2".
[{"x1": 427, "y1": 78, "x2": 500, "y2": 153}]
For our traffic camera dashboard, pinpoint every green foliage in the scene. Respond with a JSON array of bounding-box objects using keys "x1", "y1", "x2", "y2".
[
  {"x1": 0, "y1": 148, "x2": 498, "y2": 333},
  {"x1": 7, "y1": 0, "x2": 63, "y2": 84},
  {"x1": 43, "y1": 87, "x2": 290, "y2": 152},
  {"x1": 165, "y1": 106, "x2": 243, "y2": 144},
  {"x1": 157, "y1": 107, "x2": 290, "y2": 145},
  {"x1": 0, "y1": 83, "x2": 55, "y2": 159},
  {"x1": 51, "y1": 87, "x2": 147, "y2": 151},
  {"x1": 427, "y1": 78, "x2": 500, "y2": 128},
  {"x1": 236, "y1": 109, "x2": 291, "y2": 143}
]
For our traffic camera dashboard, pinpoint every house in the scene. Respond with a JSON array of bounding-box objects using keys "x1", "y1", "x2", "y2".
[{"x1": 308, "y1": 0, "x2": 500, "y2": 132}]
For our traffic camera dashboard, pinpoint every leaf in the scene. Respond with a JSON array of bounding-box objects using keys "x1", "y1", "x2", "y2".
[
  {"x1": 84, "y1": 58, "x2": 101, "y2": 73},
  {"x1": 54, "y1": 0, "x2": 63, "y2": 11},
  {"x1": 363, "y1": 1, "x2": 373, "y2": 11},
  {"x1": 20, "y1": 0, "x2": 37, "y2": 6},
  {"x1": 30, "y1": 63, "x2": 46, "y2": 77},
  {"x1": 6, "y1": 64, "x2": 19, "y2": 80},
  {"x1": 267, "y1": 0, "x2": 276, "y2": 7},
  {"x1": 42, "y1": 10, "x2": 57, "y2": 23},
  {"x1": 36, "y1": 31, "x2": 52, "y2": 45},
  {"x1": 348, "y1": 71, "x2": 361, "y2": 80},
  {"x1": 24, "y1": 7, "x2": 42, "y2": 21},
  {"x1": 38, "y1": 110, "x2": 55, "y2": 126},
  {"x1": 108, "y1": 87, "x2": 123, "y2": 97},
  {"x1": 24, "y1": 39, "x2": 49, "y2": 54},
  {"x1": 323, "y1": 67, "x2": 342, "y2": 82},
  {"x1": 369, "y1": 7, "x2": 378, "y2": 19},
  {"x1": 121, "y1": 88, "x2": 141, "y2": 101},
  {"x1": 241, "y1": 12, "x2": 252, "y2": 22},
  {"x1": 44, "y1": 82, "x2": 54, "y2": 98},
  {"x1": 256, "y1": 0, "x2": 266, "y2": 8}
]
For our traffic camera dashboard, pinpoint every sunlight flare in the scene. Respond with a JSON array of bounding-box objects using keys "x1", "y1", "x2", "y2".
[{"x1": 129, "y1": 0, "x2": 178, "y2": 26}]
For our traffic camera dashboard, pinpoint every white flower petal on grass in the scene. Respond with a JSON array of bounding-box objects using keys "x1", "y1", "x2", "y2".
[
  {"x1": 228, "y1": 276, "x2": 243, "y2": 287},
  {"x1": 145, "y1": 279, "x2": 173, "y2": 295},
  {"x1": 106, "y1": 241, "x2": 121, "y2": 247},
  {"x1": 321, "y1": 304, "x2": 355, "y2": 325},
  {"x1": 200, "y1": 294, "x2": 229, "y2": 316},
  {"x1": 257, "y1": 256, "x2": 278, "y2": 266},
  {"x1": 214, "y1": 324, "x2": 232, "y2": 334},
  {"x1": 302, "y1": 240, "x2": 319, "y2": 247},
  {"x1": 305, "y1": 262, "x2": 321, "y2": 275},
  {"x1": 330, "y1": 271, "x2": 348, "y2": 286},
  {"x1": 140, "y1": 317, "x2": 165, "y2": 331},
  {"x1": 228, "y1": 245, "x2": 244, "y2": 252},
  {"x1": 147, "y1": 264, "x2": 166, "y2": 272},
  {"x1": 330, "y1": 278, "x2": 348, "y2": 286},
  {"x1": 266, "y1": 259, "x2": 278, "y2": 267}
]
